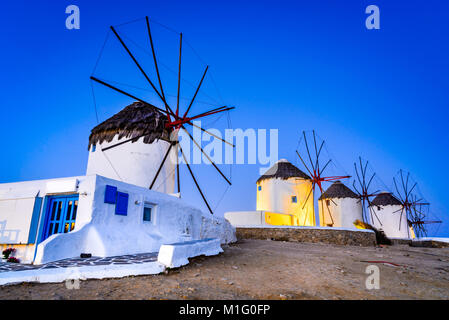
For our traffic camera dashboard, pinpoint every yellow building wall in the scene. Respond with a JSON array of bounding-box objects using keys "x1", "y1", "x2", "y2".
[
  {"x1": 264, "y1": 212, "x2": 294, "y2": 226},
  {"x1": 409, "y1": 226, "x2": 416, "y2": 239},
  {"x1": 256, "y1": 177, "x2": 315, "y2": 226}
]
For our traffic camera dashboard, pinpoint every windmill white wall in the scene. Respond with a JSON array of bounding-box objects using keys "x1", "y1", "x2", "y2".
[
  {"x1": 371, "y1": 204, "x2": 410, "y2": 239},
  {"x1": 318, "y1": 198, "x2": 363, "y2": 228},
  {"x1": 86, "y1": 136, "x2": 176, "y2": 194},
  {"x1": 369, "y1": 192, "x2": 411, "y2": 239}
]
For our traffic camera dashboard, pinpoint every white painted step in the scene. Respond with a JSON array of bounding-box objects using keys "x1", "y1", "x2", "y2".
[{"x1": 157, "y1": 238, "x2": 223, "y2": 268}]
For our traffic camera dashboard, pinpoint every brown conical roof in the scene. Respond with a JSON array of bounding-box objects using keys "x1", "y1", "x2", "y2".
[
  {"x1": 318, "y1": 181, "x2": 359, "y2": 200},
  {"x1": 88, "y1": 101, "x2": 170, "y2": 149},
  {"x1": 370, "y1": 192, "x2": 402, "y2": 206},
  {"x1": 257, "y1": 159, "x2": 311, "y2": 183}
]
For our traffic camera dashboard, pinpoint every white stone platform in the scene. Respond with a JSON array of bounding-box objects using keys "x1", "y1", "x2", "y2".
[
  {"x1": 157, "y1": 238, "x2": 223, "y2": 268},
  {"x1": 0, "y1": 252, "x2": 164, "y2": 286},
  {"x1": 0, "y1": 238, "x2": 223, "y2": 285}
]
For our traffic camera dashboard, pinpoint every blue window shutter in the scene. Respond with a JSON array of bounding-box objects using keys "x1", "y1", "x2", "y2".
[
  {"x1": 105, "y1": 185, "x2": 117, "y2": 204},
  {"x1": 115, "y1": 192, "x2": 129, "y2": 216}
]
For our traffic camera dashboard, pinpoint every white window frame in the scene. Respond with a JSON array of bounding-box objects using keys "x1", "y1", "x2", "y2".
[{"x1": 142, "y1": 202, "x2": 157, "y2": 225}]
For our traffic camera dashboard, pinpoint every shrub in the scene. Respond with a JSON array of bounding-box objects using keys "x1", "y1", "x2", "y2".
[{"x1": 7, "y1": 257, "x2": 20, "y2": 263}]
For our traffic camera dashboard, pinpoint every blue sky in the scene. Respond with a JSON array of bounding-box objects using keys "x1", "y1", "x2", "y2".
[{"x1": 1, "y1": 0, "x2": 448, "y2": 236}]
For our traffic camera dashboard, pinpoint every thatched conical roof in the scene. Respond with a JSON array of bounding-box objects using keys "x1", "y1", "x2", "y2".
[
  {"x1": 318, "y1": 181, "x2": 359, "y2": 200},
  {"x1": 370, "y1": 192, "x2": 402, "y2": 207},
  {"x1": 257, "y1": 159, "x2": 311, "y2": 183},
  {"x1": 88, "y1": 101, "x2": 170, "y2": 149}
]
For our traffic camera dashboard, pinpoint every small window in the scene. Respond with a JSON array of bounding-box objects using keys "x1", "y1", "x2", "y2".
[
  {"x1": 92, "y1": 145, "x2": 96, "y2": 152},
  {"x1": 258, "y1": 186, "x2": 262, "y2": 191},
  {"x1": 291, "y1": 196, "x2": 297, "y2": 203},
  {"x1": 143, "y1": 206, "x2": 152, "y2": 222},
  {"x1": 326, "y1": 199, "x2": 331, "y2": 206}
]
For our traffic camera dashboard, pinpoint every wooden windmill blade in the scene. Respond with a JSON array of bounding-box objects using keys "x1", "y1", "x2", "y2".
[
  {"x1": 146, "y1": 17, "x2": 166, "y2": 106},
  {"x1": 178, "y1": 143, "x2": 213, "y2": 214},
  {"x1": 393, "y1": 174, "x2": 408, "y2": 232},
  {"x1": 109, "y1": 25, "x2": 173, "y2": 113},
  {"x1": 176, "y1": 32, "x2": 182, "y2": 117},
  {"x1": 392, "y1": 169, "x2": 433, "y2": 235},
  {"x1": 89, "y1": 17, "x2": 235, "y2": 215},
  {"x1": 408, "y1": 195, "x2": 440, "y2": 238},
  {"x1": 296, "y1": 130, "x2": 352, "y2": 225},
  {"x1": 149, "y1": 142, "x2": 175, "y2": 190},
  {"x1": 90, "y1": 76, "x2": 169, "y2": 115},
  {"x1": 409, "y1": 205, "x2": 428, "y2": 238},
  {"x1": 353, "y1": 157, "x2": 383, "y2": 224},
  {"x1": 352, "y1": 161, "x2": 368, "y2": 222},
  {"x1": 181, "y1": 127, "x2": 231, "y2": 185}
]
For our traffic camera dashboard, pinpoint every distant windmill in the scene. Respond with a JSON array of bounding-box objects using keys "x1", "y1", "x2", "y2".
[
  {"x1": 88, "y1": 17, "x2": 235, "y2": 214},
  {"x1": 393, "y1": 170, "x2": 442, "y2": 238},
  {"x1": 295, "y1": 130, "x2": 351, "y2": 226}
]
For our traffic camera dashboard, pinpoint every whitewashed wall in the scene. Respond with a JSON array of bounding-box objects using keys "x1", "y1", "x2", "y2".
[
  {"x1": 86, "y1": 136, "x2": 175, "y2": 194},
  {"x1": 0, "y1": 198, "x2": 36, "y2": 244},
  {"x1": 318, "y1": 198, "x2": 363, "y2": 229},
  {"x1": 371, "y1": 204, "x2": 410, "y2": 239},
  {"x1": 34, "y1": 175, "x2": 235, "y2": 264},
  {"x1": 0, "y1": 176, "x2": 85, "y2": 263},
  {"x1": 0, "y1": 177, "x2": 84, "y2": 244}
]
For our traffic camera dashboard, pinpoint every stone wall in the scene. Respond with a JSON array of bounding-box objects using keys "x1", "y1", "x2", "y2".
[
  {"x1": 236, "y1": 227, "x2": 377, "y2": 247},
  {"x1": 390, "y1": 239, "x2": 449, "y2": 248},
  {"x1": 390, "y1": 239, "x2": 412, "y2": 246},
  {"x1": 411, "y1": 240, "x2": 449, "y2": 248}
]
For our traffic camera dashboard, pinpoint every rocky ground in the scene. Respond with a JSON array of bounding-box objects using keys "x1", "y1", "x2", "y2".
[{"x1": 0, "y1": 239, "x2": 448, "y2": 300}]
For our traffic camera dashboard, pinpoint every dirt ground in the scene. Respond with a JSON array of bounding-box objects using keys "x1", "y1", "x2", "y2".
[{"x1": 0, "y1": 239, "x2": 448, "y2": 300}]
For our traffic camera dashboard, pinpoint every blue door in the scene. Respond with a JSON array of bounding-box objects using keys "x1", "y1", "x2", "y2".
[{"x1": 42, "y1": 195, "x2": 79, "y2": 241}]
